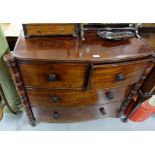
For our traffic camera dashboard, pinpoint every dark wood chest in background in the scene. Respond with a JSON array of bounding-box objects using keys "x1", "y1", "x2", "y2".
[
  {"x1": 23, "y1": 23, "x2": 78, "y2": 38},
  {"x1": 4, "y1": 30, "x2": 154, "y2": 126}
]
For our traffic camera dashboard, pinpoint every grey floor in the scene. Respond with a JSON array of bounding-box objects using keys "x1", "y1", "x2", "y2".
[{"x1": 0, "y1": 112, "x2": 155, "y2": 131}]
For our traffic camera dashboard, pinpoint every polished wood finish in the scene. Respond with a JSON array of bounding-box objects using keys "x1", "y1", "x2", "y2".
[
  {"x1": 18, "y1": 62, "x2": 87, "y2": 89},
  {"x1": 5, "y1": 29, "x2": 154, "y2": 126},
  {"x1": 28, "y1": 86, "x2": 131, "y2": 108},
  {"x1": 32, "y1": 101, "x2": 121, "y2": 123},
  {"x1": 18, "y1": 59, "x2": 149, "y2": 90},
  {"x1": 23, "y1": 24, "x2": 77, "y2": 37},
  {"x1": 14, "y1": 32, "x2": 152, "y2": 62},
  {"x1": 90, "y1": 60, "x2": 149, "y2": 89}
]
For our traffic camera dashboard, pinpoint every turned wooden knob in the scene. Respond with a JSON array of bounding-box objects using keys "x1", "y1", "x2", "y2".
[
  {"x1": 49, "y1": 74, "x2": 57, "y2": 82},
  {"x1": 53, "y1": 112, "x2": 60, "y2": 119},
  {"x1": 116, "y1": 73, "x2": 126, "y2": 81},
  {"x1": 105, "y1": 91, "x2": 114, "y2": 100},
  {"x1": 99, "y1": 107, "x2": 106, "y2": 115}
]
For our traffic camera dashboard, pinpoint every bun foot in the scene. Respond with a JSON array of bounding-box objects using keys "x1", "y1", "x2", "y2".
[
  {"x1": 121, "y1": 117, "x2": 128, "y2": 123},
  {"x1": 29, "y1": 120, "x2": 36, "y2": 127}
]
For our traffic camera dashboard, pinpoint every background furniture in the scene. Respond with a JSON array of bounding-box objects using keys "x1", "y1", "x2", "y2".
[{"x1": 22, "y1": 24, "x2": 79, "y2": 38}]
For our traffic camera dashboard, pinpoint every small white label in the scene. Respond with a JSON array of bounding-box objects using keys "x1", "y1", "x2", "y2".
[{"x1": 93, "y1": 54, "x2": 100, "y2": 58}]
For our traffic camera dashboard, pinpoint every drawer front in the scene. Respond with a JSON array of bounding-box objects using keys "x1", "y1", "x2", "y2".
[
  {"x1": 28, "y1": 86, "x2": 131, "y2": 107},
  {"x1": 24, "y1": 24, "x2": 76, "y2": 36},
  {"x1": 28, "y1": 89, "x2": 98, "y2": 107},
  {"x1": 90, "y1": 60, "x2": 149, "y2": 89},
  {"x1": 32, "y1": 102, "x2": 121, "y2": 123},
  {"x1": 18, "y1": 62, "x2": 86, "y2": 89}
]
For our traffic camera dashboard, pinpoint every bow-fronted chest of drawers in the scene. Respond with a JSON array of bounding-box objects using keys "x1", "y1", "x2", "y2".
[{"x1": 4, "y1": 31, "x2": 154, "y2": 126}]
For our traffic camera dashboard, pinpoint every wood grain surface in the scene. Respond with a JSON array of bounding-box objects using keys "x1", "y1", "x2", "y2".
[
  {"x1": 23, "y1": 24, "x2": 76, "y2": 37},
  {"x1": 90, "y1": 59, "x2": 150, "y2": 89},
  {"x1": 13, "y1": 31, "x2": 153, "y2": 62},
  {"x1": 32, "y1": 101, "x2": 122, "y2": 123},
  {"x1": 27, "y1": 86, "x2": 131, "y2": 108},
  {"x1": 18, "y1": 62, "x2": 87, "y2": 89}
]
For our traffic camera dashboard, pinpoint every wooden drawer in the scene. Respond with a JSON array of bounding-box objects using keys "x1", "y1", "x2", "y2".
[
  {"x1": 18, "y1": 62, "x2": 86, "y2": 89},
  {"x1": 90, "y1": 60, "x2": 149, "y2": 89},
  {"x1": 23, "y1": 24, "x2": 77, "y2": 37},
  {"x1": 32, "y1": 102, "x2": 121, "y2": 123},
  {"x1": 28, "y1": 86, "x2": 131, "y2": 107}
]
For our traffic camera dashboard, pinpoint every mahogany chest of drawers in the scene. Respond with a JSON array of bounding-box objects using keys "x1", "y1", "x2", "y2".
[{"x1": 4, "y1": 31, "x2": 154, "y2": 126}]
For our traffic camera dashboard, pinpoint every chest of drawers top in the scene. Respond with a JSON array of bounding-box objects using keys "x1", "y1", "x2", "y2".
[{"x1": 13, "y1": 31, "x2": 153, "y2": 62}]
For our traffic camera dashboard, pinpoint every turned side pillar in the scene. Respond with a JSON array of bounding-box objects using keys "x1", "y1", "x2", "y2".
[
  {"x1": 4, "y1": 53, "x2": 36, "y2": 126},
  {"x1": 118, "y1": 60, "x2": 155, "y2": 120}
]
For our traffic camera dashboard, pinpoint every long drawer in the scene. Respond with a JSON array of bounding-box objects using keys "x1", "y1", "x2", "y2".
[
  {"x1": 18, "y1": 62, "x2": 87, "y2": 89},
  {"x1": 28, "y1": 86, "x2": 131, "y2": 108},
  {"x1": 90, "y1": 60, "x2": 149, "y2": 89},
  {"x1": 32, "y1": 101, "x2": 122, "y2": 123}
]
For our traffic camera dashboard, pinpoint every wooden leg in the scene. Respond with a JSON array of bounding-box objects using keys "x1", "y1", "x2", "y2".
[{"x1": 4, "y1": 53, "x2": 36, "y2": 126}]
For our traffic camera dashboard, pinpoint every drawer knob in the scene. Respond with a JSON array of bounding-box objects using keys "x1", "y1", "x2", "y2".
[
  {"x1": 51, "y1": 96, "x2": 60, "y2": 103},
  {"x1": 49, "y1": 74, "x2": 57, "y2": 82},
  {"x1": 105, "y1": 91, "x2": 114, "y2": 100},
  {"x1": 116, "y1": 73, "x2": 126, "y2": 81},
  {"x1": 53, "y1": 112, "x2": 60, "y2": 119},
  {"x1": 99, "y1": 107, "x2": 106, "y2": 115}
]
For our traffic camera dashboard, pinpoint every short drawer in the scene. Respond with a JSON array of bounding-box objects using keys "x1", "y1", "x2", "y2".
[
  {"x1": 90, "y1": 60, "x2": 149, "y2": 89},
  {"x1": 32, "y1": 102, "x2": 122, "y2": 123},
  {"x1": 28, "y1": 86, "x2": 131, "y2": 107},
  {"x1": 18, "y1": 62, "x2": 86, "y2": 89}
]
